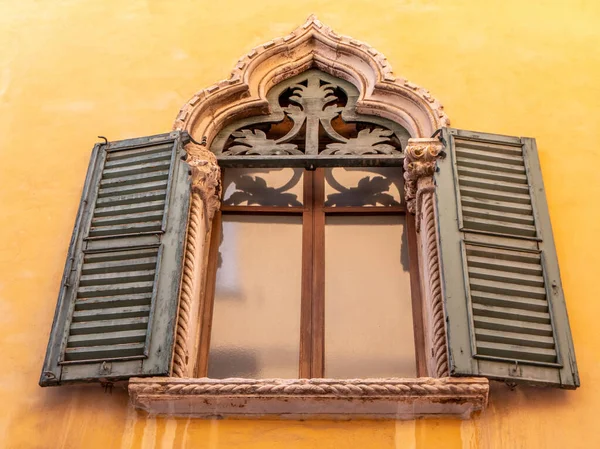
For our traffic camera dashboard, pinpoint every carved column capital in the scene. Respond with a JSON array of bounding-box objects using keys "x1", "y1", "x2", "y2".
[
  {"x1": 185, "y1": 143, "x2": 221, "y2": 227},
  {"x1": 403, "y1": 138, "x2": 443, "y2": 215}
]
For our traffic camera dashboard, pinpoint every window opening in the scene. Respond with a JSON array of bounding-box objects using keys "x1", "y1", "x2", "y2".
[
  {"x1": 199, "y1": 167, "x2": 419, "y2": 379},
  {"x1": 195, "y1": 69, "x2": 421, "y2": 379}
]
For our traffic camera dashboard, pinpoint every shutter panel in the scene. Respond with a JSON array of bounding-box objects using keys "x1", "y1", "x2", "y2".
[
  {"x1": 435, "y1": 128, "x2": 579, "y2": 388},
  {"x1": 40, "y1": 132, "x2": 191, "y2": 386}
]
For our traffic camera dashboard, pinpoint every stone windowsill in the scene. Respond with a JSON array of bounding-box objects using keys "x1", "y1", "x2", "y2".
[{"x1": 129, "y1": 376, "x2": 489, "y2": 420}]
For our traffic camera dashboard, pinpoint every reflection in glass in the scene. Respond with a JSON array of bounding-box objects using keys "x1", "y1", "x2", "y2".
[
  {"x1": 222, "y1": 168, "x2": 303, "y2": 206},
  {"x1": 324, "y1": 167, "x2": 403, "y2": 207},
  {"x1": 324, "y1": 215, "x2": 415, "y2": 378},
  {"x1": 208, "y1": 215, "x2": 302, "y2": 378}
]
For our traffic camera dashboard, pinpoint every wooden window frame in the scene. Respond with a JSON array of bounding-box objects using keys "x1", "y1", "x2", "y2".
[{"x1": 195, "y1": 168, "x2": 424, "y2": 379}]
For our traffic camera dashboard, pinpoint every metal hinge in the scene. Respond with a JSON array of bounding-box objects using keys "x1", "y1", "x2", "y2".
[
  {"x1": 509, "y1": 360, "x2": 522, "y2": 378},
  {"x1": 181, "y1": 131, "x2": 206, "y2": 146},
  {"x1": 100, "y1": 361, "x2": 112, "y2": 375},
  {"x1": 431, "y1": 129, "x2": 447, "y2": 158}
]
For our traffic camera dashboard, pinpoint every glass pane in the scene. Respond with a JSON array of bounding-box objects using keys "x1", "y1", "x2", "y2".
[
  {"x1": 324, "y1": 167, "x2": 403, "y2": 207},
  {"x1": 222, "y1": 168, "x2": 303, "y2": 206},
  {"x1": 208, "y1": 215, "x2": 302, "y2": 378},
  {"x1": 324, "y1": 215, "x2": 416, "y2": 378}
]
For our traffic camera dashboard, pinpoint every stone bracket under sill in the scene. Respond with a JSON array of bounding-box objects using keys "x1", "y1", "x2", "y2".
[{"x1": 129, "y1": 376, "x2": 489, "y2": 419}]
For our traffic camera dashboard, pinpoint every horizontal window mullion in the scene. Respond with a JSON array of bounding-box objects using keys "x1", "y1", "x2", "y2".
[{"x1": 220, "y1": 205, "x2": 305, "y2": 215}]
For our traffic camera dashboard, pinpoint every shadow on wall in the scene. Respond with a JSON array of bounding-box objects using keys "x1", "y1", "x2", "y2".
[{"x1": 485, "y1": 380, "x2": 575, "y2": 415}]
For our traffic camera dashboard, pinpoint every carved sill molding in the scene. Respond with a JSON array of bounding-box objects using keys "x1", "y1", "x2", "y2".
[{"x1": 130, "y1": 377, "x2": 488, "y2": 420}]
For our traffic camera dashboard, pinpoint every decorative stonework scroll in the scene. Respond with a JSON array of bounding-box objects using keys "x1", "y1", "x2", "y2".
[
  {"x1": 403, "y1": 139, "x2": 442, "y2": 215},
  {"x1": 404, "y1": 138, "x2": 449, "y2": 378},
  {"x1": 187, "y1": 144, "x2": 221, "y2": 227}
]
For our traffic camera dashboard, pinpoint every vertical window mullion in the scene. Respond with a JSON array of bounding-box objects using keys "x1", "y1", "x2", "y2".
[
  {"x1": 299, "y1": 170, "x2": 314, "y2": 378},
  {"x1": 196, "y1": 210, "x2": 222, "y2": 377},
  {"x1": 311, "y1": 169, "x2": 326, "y2": 377},
  {"x1": 406, "y1": 212, "x2": 427, "y2": 376}
]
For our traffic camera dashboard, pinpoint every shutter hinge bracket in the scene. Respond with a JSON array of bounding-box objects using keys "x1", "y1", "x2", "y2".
[
  {"x1": 42, "y1": 371, "x2": 57, "y2": 381},
  {"x1": 505, "y1": 361, "x2": 520, "y2": 390},
  {"x1": 181, "y1": 131, "x2": 206, "y2": 147},
  {"x1": 509, "y1": 360, "x2": 522, "y2": 379},
  {"x1": 431, "y1": 128, "x2": 447, "y2": 157},
  {"x1": 100, "y1": 361, "x2": 112, "y2": 375}
]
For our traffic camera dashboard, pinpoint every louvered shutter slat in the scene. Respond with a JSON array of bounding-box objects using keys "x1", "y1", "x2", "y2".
[
  {"x1": 70, "y1": 317, "x2": 150, "y2": 333},
  {"x1": 94, "y1": 200, "x2": 166, "y2": 217},
  {"x1": 102, "y1": 160, "x2": 172, "y2": 178},
  {"x1": 67, "y1": 329, "x2": 148, "y2": 347},
  {"x1": 435, "y1": 128, "x2": 579, "y2": 388},
  {"x1": 97, "y1": 180, "x2": 169, "y2": 197},
  {"x1": 99, "y1": 170, "x2": 171, "y2": 187},
  {"x1": 64, "y1": 343, "x2": 147, "y2": 361},
  {"x1": 457, "y1": 165, "x2": 528, "y2": 183},
  {"x1": 103, "y1": 150, "x2": 173, "y2": 168},
  {"x1": 40, "y1": 132, "x2": 190, "y2": 386}
]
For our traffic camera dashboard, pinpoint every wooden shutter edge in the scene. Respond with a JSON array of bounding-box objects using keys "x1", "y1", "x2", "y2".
[
  {"x1": 432, "y1": 130, "x2": 477, "y2": 377},
  {"x1": 40, "y1": 143, "x2": 103, "y2": 386},
  {"x1": 521, "y1": 137, "x2": 579, "y2": 388},
  {"x1": 141, "y1": 139, "x2": 191, "y2": 377}
]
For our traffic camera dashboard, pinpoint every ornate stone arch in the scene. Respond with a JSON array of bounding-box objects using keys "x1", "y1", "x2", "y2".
[
  {"x1": 173, "y1": 14, "x2": 449, "y2": 150},
  {"x1": 131, "y1": 17, "x2": 489, "y2": 420}
]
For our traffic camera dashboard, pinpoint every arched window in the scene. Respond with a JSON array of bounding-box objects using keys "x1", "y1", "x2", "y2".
[{"x1": 199, "y1": 70, "x2": 419, "y2": 380}]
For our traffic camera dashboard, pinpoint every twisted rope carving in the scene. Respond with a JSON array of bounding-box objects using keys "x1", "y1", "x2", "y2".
[
  {"x1": 172, "y1": 192, "x2": 203, "y2": 377},
  {"x1": 422, "y1": 192, "x2": 449, "y2": 377},
  {"x1": 130, "y1": 378, "x2": 488, "y2": 397}
]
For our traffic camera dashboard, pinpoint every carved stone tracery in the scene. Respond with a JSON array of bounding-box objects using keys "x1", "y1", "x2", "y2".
[{"x1": 211, "y1": 70, "x2": 407, "y2": 158}]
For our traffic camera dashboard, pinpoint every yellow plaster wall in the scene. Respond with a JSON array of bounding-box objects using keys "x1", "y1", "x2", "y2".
[{"x1": 1, "y1": 1, "x2": 599, "y2": 448}]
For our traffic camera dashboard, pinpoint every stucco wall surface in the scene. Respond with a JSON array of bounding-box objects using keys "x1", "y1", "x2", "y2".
[{"x1": 1, "y1": 1, "x2": 599, "y2": 448}]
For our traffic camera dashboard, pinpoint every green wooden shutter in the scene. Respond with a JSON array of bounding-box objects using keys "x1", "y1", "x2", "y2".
[
  {"x1": 435, "y1": 128, "x2": 579, "y2": 388},
  {"x1": 40, "y1": 132, "x2": 190, "y2": 386}
]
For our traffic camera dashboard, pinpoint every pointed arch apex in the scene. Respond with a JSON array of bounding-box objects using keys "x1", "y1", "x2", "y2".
[
  {"x1": 302, "y1": 13, "x2": 323, "y2": 29},
  {"x1": 174, "y1": 18, "x2": 449, "y2": 144}
]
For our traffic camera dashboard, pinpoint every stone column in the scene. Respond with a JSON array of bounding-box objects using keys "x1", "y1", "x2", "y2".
[
  {"x1": 171, "y1": 143, "x2": 221, "y2": 377},
  {"x1": 404, "y1": 138, "x2": 449, "y2": 378}
]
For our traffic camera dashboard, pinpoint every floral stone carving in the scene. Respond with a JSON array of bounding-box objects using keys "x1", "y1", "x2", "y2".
[{"x1": 212, "y1": 70, "x2": 409, "y2": 158}]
